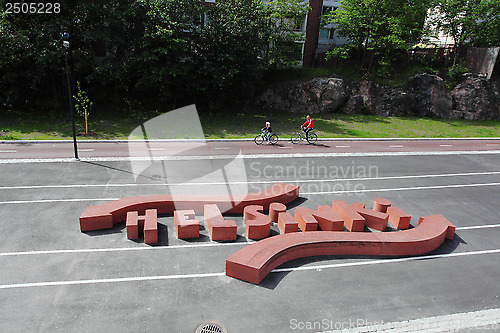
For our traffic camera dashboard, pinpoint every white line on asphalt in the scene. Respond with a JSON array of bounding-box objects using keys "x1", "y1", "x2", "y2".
[
  {"x1": 214, "y1": 147, "x2": 230, "y2": 150},
  {"x1": 147, "y1": 148, "x2": 165, "y2": 151},
  {"x1": 389, "y1": 145, "x2": 403, "y2": 148},
  {"x1": 335, "y1": 145, "x2": 351, "y2": 148},
  {"x1": 487, "y1": 144, "x2": 499, "y2": 146},
  {"x1": 0, "y1": 248, "x2": 498, "y2": 289},
  {"x1": 440, "y1": 144, "x2": 453, "y2": 147},
  {"x1": 0, "y1": 272, "x2": 227, "y2": 290},
  {"x1": 0, "y1": 241, "x2": 255, "y2": 257},
  {"x1": 320, "y1": 308, "x2": 500, "y2": 333},
  {"x1": 0, "y1": 223, "x2": 497, "y2": 258},
  {"x1": 301, "y1": 182, "x2": 500, "y2": 195},
  {"x1": 1, "y1": 171, "x2": 500, "y2": 190},
  {"x1": 2, "y1": 182, "x2": 500, "y2": 204},
  {"x1": 0, "y1": 150, "x2": 16, "y2": 153},
  {"x1": 2, "y1": 150, "x2": 500, "y2": 163},
  {"x1": 77, "y1": 149, "x2": 95, "y2": 152},
  {"x1": 272, "y1": 249, "x2": 500, "y2": 274},
  {"x1": 0, "y1": 198, "x2": 119, "y2": 204},
  {"x1": 456, "y1": 223, "x2": 500, "y2": 230}
]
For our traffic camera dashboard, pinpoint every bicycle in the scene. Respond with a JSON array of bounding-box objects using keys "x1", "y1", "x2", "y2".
[
  {"x1": 255, "y1": 130, "x2": 278, "y2": 145},
  {"x1": 291, "y1": 127, "x2": 317, "y2": 144}
]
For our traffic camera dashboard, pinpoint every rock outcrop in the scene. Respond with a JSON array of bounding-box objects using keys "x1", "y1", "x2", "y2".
[
  {"x1": 451, "y1": 74, "x2": 500, "y2": 120},
  {"x1": 258, "y1": 73, "x2": 500, "y2": 120}
]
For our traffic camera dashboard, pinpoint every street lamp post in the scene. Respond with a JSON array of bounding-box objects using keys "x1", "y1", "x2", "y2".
[{"x1": 62, "y1": 32, "x2": 79, "y2": 160}]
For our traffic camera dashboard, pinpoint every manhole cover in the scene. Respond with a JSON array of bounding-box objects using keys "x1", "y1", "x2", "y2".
[{"x1": 195, "y1": 321, "x2": 227, "y2": 333}]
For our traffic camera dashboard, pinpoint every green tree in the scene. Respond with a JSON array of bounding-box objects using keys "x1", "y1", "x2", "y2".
[
  {"x1": 469, "y1": 0, "x2": 500, "y2": 47},
  {"x1": 0, "y1": 0, "x2": 76, "y2": 115},
  {"x1": 264, "y1": 0, "x2": 311, "y2": 68},
  {"x1": 325, "y1": 0, "x2": 430, "y2": 71},
  {"x1": 135, "y1": 0, "x2": 204, "y2": 108},
  {"x1": 73, "y1": 81, "x2": 93, "y2": 135},
  {"x1": 428, "y1": 0, "x2": 498, "y2": 66},
  {"x1": 193, "y1": 0, "x2": 270, "y2": 105}
]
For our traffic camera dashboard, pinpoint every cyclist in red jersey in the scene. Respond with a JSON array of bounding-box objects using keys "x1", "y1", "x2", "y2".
[{"x1": 302, "y1": 115, "x2": 314, "y2": 141}]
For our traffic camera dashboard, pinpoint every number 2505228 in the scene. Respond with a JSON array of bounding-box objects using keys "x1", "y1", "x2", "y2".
[{"x1": 5, "y1": 2, "x2": 61, "y2": 14}]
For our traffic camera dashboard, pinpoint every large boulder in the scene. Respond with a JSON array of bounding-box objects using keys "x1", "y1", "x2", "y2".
[
  {"x1": 258, "y1": 76, "x2": 349, "y2": 113},
  {"x1": 450, "y1": 74, "x2": 500, "y2": 120},
  {"x1": 406, "y1": 74, "x2": 453, "y2": 118},
  {"x1": 344, "y1": 80, "x2": 414, "y2": 117}
]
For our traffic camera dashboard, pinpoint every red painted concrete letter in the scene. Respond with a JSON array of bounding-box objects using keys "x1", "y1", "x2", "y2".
[
  {"x1": 244, "y1": 205, "x2": 272, "y2": 240},
  {"x1": 387, "y1": 207, "x2": 411, "y2": 230},
  {"x1": 204, "y1": 204, "x2": 237, "y2": 241},
  {"x1": 332, "y1": 200, "x2": 365, "y2": 232},
  {"x1": 174, "y1": 210, "x2": 200, "y2": 239},
  {"x1": 295, "y1": 206, "x2": 344, "y2": 232},
  {"x1": 278, "y1": 212, "x2": 299, "y2": 234},
  {"x1": 351, "y1": 202, "x2": 389, "y2": 231}
]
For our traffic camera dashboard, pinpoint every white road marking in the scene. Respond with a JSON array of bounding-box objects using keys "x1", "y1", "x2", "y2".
[
  {"x1": 273, "y1": 249, "x2": 500, "y2": 274},
  {"x1": 0, "y1": 241, "x2": 255, "y2": 257},
  {"x1": 440, "y1": 144, "x2": 453, "y2": 147},
  {"x1": 2, "y1": 182, "x2": 500, "y2": 204},
  {"x1": 0, "y1": 150, "x2": 16, "y2": 153},
  {"x1": 302, "y1": 182, "x2": 500, "y2": 195},
  {"x1": 0, "y1": 198, "x2": 119, "y2": 204},
  {"x1": 320, "y1": 308, "x2": 500, "y2": 333},
  {"x1": 214, "y1": 147, "x2": 230, "y2": 150},
  {"x1": 0, "y1": 223, "x2": 497, "y2": 258},
  {"x1": 278, "y1": 146, "x2": 293, "y2": 149},
  {"x1": 389, "y1": 145, "x2": 403, "y2": 148},
  {"x1": 147, "y1": 148, "x2": 165, "y2": 151},
  {"x1": 77, "y1": 149, "x2": 95, "y2": 152},
  {"x1": 487, "y1": 144, "x2": 499, "y2": 146},
  {"x1": 2, "y1": 150, "x2": 500, "y2": 163},
  {"x1": 0, "y1": 248, "x2": 498, "y2": 289},
  {"x1": 335, "y1": 145, "x2": 351, "y2": 148},
  {"x1": 304, "y1": 182, "x2": 500, "y2": 195},
  {"x1": 1, "y1": 171, "x2": 500, "y2": 190},
  {"x1": 0, "y1": 272, "x2": 226, "y2": 290},
  {"x1": 456, "y1": 223, "x2": 500, "y2": 230}
]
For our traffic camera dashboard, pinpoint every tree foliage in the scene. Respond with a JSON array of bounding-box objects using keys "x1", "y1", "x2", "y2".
[
  {"x1": 325, "y1": 0, "x2": 430, "y2": 66},
  {"x1": 264, "y1": 0, "x2": 310, "y2": 68},
  {"x1": 0, "y1": 0, "x2": 309, "y2": 115},
  {"x1": 429, "y1": 0, "x2": 500, "y2": 65}
]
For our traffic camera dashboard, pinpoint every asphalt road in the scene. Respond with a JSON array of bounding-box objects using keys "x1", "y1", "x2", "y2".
[{"x1": 0, "y1": 140, "x2": 499, "y2": 332}]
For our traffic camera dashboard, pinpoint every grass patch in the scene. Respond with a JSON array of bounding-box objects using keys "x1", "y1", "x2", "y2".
[{"x1": 1, "y1": 111, "x2": 499, "y2": 141}]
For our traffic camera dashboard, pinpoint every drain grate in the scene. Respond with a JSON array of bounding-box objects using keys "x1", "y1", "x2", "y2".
[{"x1": 195, "y1": 321, "x2": 227, "y2": 333}]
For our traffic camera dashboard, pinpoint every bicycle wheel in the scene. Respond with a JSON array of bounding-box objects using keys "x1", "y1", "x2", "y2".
[
  {"x1": 307, "y1": 132, "x2": 318, "y2": 144},
  {"x1": 254, "y1": 134, "x2": 264, "y2": 145},
  {"x1": 291, "y1": 133, "x2": 301, "y2": 144},
  {"x1": 269, "y1": 134, "x2": 278, "y2": 145}
]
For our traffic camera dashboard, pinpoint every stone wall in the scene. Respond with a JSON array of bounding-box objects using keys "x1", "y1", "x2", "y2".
[{"x1": 258, "y1": 73, "x2": 500, "y2": 120}]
